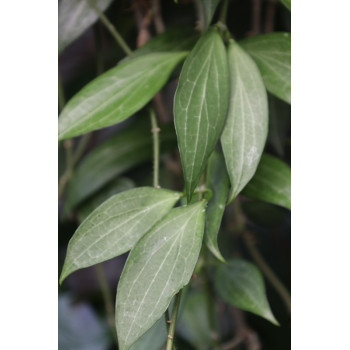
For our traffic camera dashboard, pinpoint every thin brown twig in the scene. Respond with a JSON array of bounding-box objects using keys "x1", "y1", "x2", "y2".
[
  {"x1": 243, "y1": 232, "x2": 291, "y2": 314},
  {"x1": 250, "y1": 0, "x2": 262, "y2": 36},
  {"x1": 94, "y1": 264, "x2": 118, "y2": 344},
  {"x1": 151, "y1": 0, "x2": 165, "y2": 33},
  {"x1": 264, "y1": 0, "x2": 277, "y2": 33},
  {"x1": 233, "y1": 198, "x2": 291, "y2": 314}
]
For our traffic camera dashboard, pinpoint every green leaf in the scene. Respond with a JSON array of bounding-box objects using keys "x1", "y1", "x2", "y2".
[
  {"x1": 240, "y1": 32, "x2": 291, "y2": 104},
  {"x1": 76, "y1": 177, "x2": 135, "y2": 223},
  {"x1": 215, "y1": 259, "x2": 279, "y2": 325},
  {"x1": 58, "y1": 0, "x2": 114, "y2": 55},
  {"x1": 174, "y1": 28, "x2": 229, "y2": 201},
  {"x1": 204, "y1": 151, "x2": 229, "y2": 262},
  {"x1": 177, "y1": 290, "x2": 214, "y2": 350},
  {"x1": 130, "y1": 317, "x2": 167, "y2": 350},
  {"x1": 63, "y1": 119, "x2": 177, "y2": 214},
  {"x1": 242, "y1": 154, "x2": 291, "y2": 209},
  {"x1": 58, "y1": 51, "x2": 187, "y2": 140},
  {"x1": 202, "y1": 0, "x2": 221, "y2": 28},
  {"x1": 221, "y1": 39, "x2": 268, "y2": 204},
  {"x1": 60, "y1": 187, "x2": 181, "y2": 284},
  {"x1": 116, "y1": 201, "x2": 206, "y2": 350},
  {"x1": 121, "y1": 27, "x2": 198, "y2": 62},
  {"x1": 280, "y1": 0, "x2": 291, "y2": 11}
]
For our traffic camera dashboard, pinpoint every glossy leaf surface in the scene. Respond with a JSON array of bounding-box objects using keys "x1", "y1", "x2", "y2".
[
  {"x1": 202, "y1": 0, "x2": 221, "y2": 28},
  {"x1": 215, "y1": 259, "x2": 278, "y2": 325},
  {"x1": 204, "y1": 151, "x2": 229, "y2": 262},
  {"x1": 58, "y1": 0, "x2": 114, "y2": 55},
  {"x1": 116, "y1": 201, "x2": 206, "y2": 350},
  {"x1": 240, "y1": 32, "x2": 291, "y2": 104},
  {"x1": 242, "y1": 154, "x2": 291, "y2": 209},
  {"x1": 58, "y1": 52, "x2": 187, "y2": 140},
  {"x1": 64, "y1": 120, "x2": 177, "y2": 213},
  {"x1": 221, "y1": 40, "x2": 268, "y2": 204},
  {"x1": 60, "y1": 187, "x2": 180, "y2": 283},
  {"x1": 174, "y1": 28, "x2": 229, "y2": 200}
]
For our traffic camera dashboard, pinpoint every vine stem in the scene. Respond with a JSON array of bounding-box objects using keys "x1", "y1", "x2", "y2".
[
  {"x1": 243, "y1": 232, "x2": 291, "y2": 314},
  {"x1": 219, "y1": 0, "x2": 230, "y2": 25},
  {"x1": 87, "y1": 0, "x2": 133, "y2": 56},
  {"x1": 150, "y1": 108, "x2": 160, "y2": 188},
  {"x1": 166, "y1": 290, "x2": 182, "y2": 350},
  {"x1": 193, "y1": 0, "x2": 206, "y2": 32},
  {"x1": 58, "y1": 67, "x2": 66, "y2": 112},
  {"x1": 233, "y1": 198, "x2": 291, "y2": 314},
  {"x1": 94, "y1": 264, "x2": 118, "y2": 344}
]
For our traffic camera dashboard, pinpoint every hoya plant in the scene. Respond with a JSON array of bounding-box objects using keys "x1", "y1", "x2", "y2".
[{"x1": 58, "y1": 0, "x2": 291, "y2": 349}]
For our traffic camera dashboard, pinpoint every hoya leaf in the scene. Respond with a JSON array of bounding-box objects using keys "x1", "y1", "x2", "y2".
[
  {"x1": 280, "y1": 0, "x2": 291, "y2": 11},
  {"x1": 60, "y1": 187, "x2": 181, "y2": 284},
  {"x1": 174, "y1": 28, "x2": 229, "y2": 201},
  {"x1": 240, "y1": 32, "x2": 291, "y2": 104},
  {"x1": 242, "y1": 154, "x2": 291, "y2": 209},
  {"x1": 58, "y1": 0, "x2": 114, "y2": 55},
  {"x1": 58, "y1": 51, "x2": 187, "y2": 140},
  {"x1": 63, "y1": 119, "x2": 177, "y2": 214},
  {"x1": 202, "y1": 0, "x2": 221, "y2": 28},
  {"x1": 121, "y1": 27, "x2": 198, "y2": 62},
  {"x1": 221, "y1": 39, "x2": 268, "y2": 204},
  {"x1": 116, "y1": 201, "x2": 206, "y2": 350},
  {"x1": 177, "y1": 290, "x2": 214, "y2": 350},
  {"x1": 76, "y1": 177, "x2": 135, "y2": 222},
  {"x1": 130, "y1": 317, "x2": 167, "y2": 350},
  {"x1": 204, "y1": 151, "x2": 229, "y2": 262},
  {"x1": 215, "y1": 259, "x2": 279, "y2": 325}
]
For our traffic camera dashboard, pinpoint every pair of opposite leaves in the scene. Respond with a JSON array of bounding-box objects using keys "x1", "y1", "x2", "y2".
[
  {"x1": 174, "y1": 27, "x2": 268, "y2": 203},
  {"x1": 59, "y1": 27, "x2": 269, "y2": 205}
]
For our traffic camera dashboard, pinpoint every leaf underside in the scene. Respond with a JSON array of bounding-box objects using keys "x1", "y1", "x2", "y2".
[
  {"x1": 221, "y1": 39, "x2": 268, "y2": 204},
  {"x1": 174, "y1": 27, "x2": 229, "y2": 201},
  {"x1": 60, "y1": 187, "x2": 180, "y2": 283},
  {"x1": 116, "y1": 201, "x2": 206, "y2": 350}
]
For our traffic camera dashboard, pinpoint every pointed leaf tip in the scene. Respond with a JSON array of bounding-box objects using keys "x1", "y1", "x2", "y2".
[
  {"x1": 60, "y1": 187, "x2": 180, "y2": 283},
  {"x1": 58, "y1": 52, "x2": 187, "y2": 140},
  {"x1": 215, "y1": 259, "x2": 279, "y2": 326}
]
